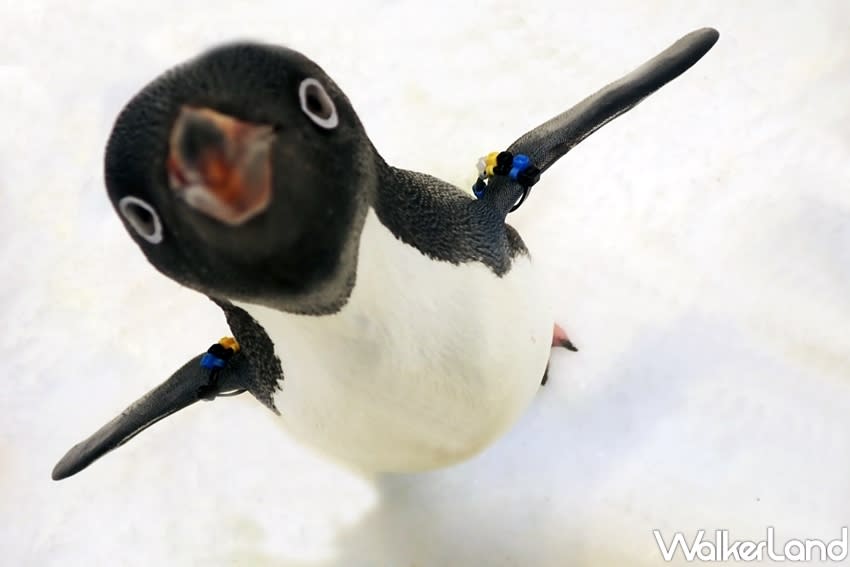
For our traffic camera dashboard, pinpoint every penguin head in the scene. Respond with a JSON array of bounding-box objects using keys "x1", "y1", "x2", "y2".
[{"x1": 106, "y1": 43, "x2": 375, "y2": 313}]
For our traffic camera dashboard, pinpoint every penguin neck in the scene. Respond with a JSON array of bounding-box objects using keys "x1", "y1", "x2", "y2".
[
  {"x1": 214, "y1": 147, "x2": 384, "y2": 317},
  {"x1": 218, "y1": 146, "x2": 524, "y2": 317}
]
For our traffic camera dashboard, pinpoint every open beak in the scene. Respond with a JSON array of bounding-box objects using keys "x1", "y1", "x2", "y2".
[
  {"x1": 52, "y1": 353, "x2": 251, "y2": 481},
  {"x1": 167, "y1": 106, "x2": 276, "y2": 225}
]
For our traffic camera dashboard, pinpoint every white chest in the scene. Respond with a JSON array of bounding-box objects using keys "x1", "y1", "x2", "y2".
[{"x1": 236, "y1": 209, "x2": 552, "y2": 471}]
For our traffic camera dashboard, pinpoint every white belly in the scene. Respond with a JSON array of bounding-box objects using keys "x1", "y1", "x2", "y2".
[{"x1": 236, "y1": 209, "x2": 552, "y2": 471}]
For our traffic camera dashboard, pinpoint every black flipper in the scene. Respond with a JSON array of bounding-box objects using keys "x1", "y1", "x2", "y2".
[
  {"x1": 486, "y1": 27, "x2": 720, "y2": 215},
  {"x1": 52, "y1": 350, "x2": 253, "y2": 481}
]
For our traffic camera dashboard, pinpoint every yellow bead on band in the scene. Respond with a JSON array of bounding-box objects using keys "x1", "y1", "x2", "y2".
[
  {"x1": 219, "y1": 336, "x2": 240, "y2": 353},
  {"x1": 484, "y1": 151, "x2": 499, "y2": 177}
]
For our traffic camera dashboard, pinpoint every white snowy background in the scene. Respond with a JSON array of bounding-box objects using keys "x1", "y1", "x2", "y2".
[{"x1": 2, "y1": 1, "x2": 849, "y2": 565}]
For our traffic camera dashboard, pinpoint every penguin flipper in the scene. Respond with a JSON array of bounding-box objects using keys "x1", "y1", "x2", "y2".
[
  {"x1": 52, "y1": 346, "x2": 254, "y2": 481},
  {"x1": 508, "y1": 28, "x2": 718, "y2": 172},
  {"x1": 486, "y1": 28, "x2": 719, "y2": 214}
]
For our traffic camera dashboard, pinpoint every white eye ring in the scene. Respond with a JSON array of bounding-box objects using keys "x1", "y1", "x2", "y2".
[
  {"x1": 118, "y1": 196, "x2": 163, "y2": 244},
  {"x1": 298, "y1": 78, "x2": 338, "y2": 129}
]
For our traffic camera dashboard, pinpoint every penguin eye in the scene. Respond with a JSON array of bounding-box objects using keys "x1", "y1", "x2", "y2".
[
  {"x1": 298, "y1": 78, "x2": 338, "y2": 129},
  {"x1": 119, "y1": 196, "x2": 163, "y2": 244}
]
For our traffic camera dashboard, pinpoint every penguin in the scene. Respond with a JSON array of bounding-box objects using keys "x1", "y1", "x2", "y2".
[{"x1": 52, "y1": 28, "x2": 719, "y2": 480}]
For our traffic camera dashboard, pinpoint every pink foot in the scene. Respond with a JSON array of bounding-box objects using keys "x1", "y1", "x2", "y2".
[
  {"x1": 552, "y1": 323, "x2": 578, "y2": 352},
  {"x1": 543, "y1": 323, "x2": 578, "y2": 386}
]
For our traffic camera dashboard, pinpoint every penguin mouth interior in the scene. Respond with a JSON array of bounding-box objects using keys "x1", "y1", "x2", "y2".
[{"x1": 167, "y1": 106, "x2": 276, "y2": 226}]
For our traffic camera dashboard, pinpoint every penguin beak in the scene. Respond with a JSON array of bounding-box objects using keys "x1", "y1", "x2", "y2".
[
  {"x1": 167, "y1": 106, "x2": 276, "y2": 226},
  {"x1": 51, "y1": 353, "x2": 250, "y2": 481}
]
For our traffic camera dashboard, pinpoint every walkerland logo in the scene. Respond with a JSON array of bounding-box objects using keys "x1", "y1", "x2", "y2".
[{"x1": 653, "y1": 527, "x2": 848, "y2": 562}]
